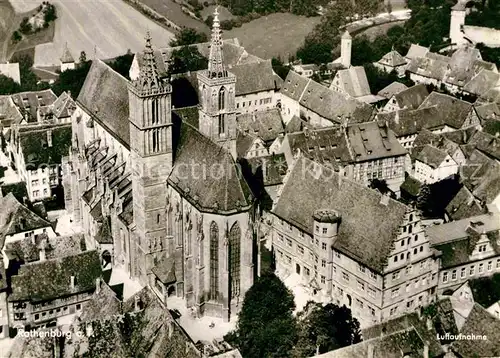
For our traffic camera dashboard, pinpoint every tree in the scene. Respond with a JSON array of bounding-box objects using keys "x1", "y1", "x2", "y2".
[
  {"x1": 296, "y1": 39, "x2": 334, "y2": 65},
  {"x1": 51, "y1": 61, "x2": 92, "y2": 98},
  {"x1": 225, "y1": 273, "x2": 298, "y2": 358},
  {"x1": 169, "y1": 28, "x2": 208, "y2": 47},
  {"x1": 369, "y1": 178, "x2": 390, "y2": 195},
  {"x1": 292, "y1": 301, "x2": 362, "y2": 357},
  {"x1": 11, "y1": 31, "x2": 22, "y2": 44},
  {"x1": 169, "y1": 45, "x2": 208, "y2": 74},
  {"x1": 0, "y1": 74, "x2": 21, "y2": 95},
  {"x1": 107, "y1": 52, "x2": 134, "y2": 79},
  {"x1": 271, "y1": 56, "x2": 290, "y2": 80},
  {"x1": 79, "y1": 51, "x2": 87, "y2": 64},
  {"x1": 19, "y1": 17, "x2": 32, "y2": 34}
]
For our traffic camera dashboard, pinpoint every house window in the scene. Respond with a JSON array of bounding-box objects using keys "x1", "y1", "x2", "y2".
[
  {"x1": 321, "y1": 275, "x2": 326, "y2": 284},
  {"x1": 286, "y1": 239, "x2": 292, "y2": 247},
  {"x1": 297, "y1": 245, "x2": 304, "y2": 255},
  {"x1": 358, "y1": 264, "x2": 365, "y2": 273},
  {"x1": 335, "y1": 251, "x2": 341, "y2": 259},
  {"x1": 478, "y1": 244, "x2": 487, "y2": 252},
  {"x1": 209, "y1": 222, "x2": 219, "y2": 300},
  {"x1": 392, "y1": 271, "x2": 400, "y2": 280},
  {"x1": 321, "y1": 259, "x2": 326, "y2": 267},
  {"x1": 461, "y1": 267, "x2": 466, "y2": 278},
  {"x1": 479, "y1": 263, "x2": 484, "y2": 273},
  {"x1": 452, "y1": 270, "x2": 457, "y2": 280},
  {"x1": 357, "y1": 280, "x2": 365, "y2": 291},
  {"x1": 322, "y1": 227, "x2": 327, "y2": 234},
  {"x1": 470, "y1": 265, "x2": 475, "y2": 275},
  {"x1": 391, "y1": 288, "x2": 400, "y2": 297},
  {"x1": 368, "y1": 287, "x2": 376, "y2": 297},
  {"x1": 370, "y1": 271, "x2": 377, "y2": 280},
  {"x1": 315, "y1": 225, "x2": 319, "y2": 233},
  {"x1": 229, "y1": 222, "x2": 241, "y2": 298},
  {"x1": 342, "y1": 272, "x2": 349, "y2": 281},
  {"x1": 488, "y1": 261, "x2": 493, "y2": 271},
  {"x1": 442, "y1": 272, "x2": 448, "y2": 283},
  {"x1": 305, "y1": 267, "x2": 310, "y2": 276},
  {"x1": 322, "y1": 243, "x2": 327, "y2": 250}
]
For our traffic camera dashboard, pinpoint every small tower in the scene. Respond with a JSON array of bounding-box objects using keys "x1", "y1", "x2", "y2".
[
  {"x1": 313, "y1": 209, "x2": 341, "y2": 296},
  {"x1": 450, "y1": 2, "x2": 466, "y2": 46},
  {"x1": 60, "y1": 42, "x2": 75, "y2": 72},
  {"x1": 341, "y1": 30, "x2": 352, "y2": 69},
  {"x1": 197, "y1": 7, "x2": 237, "y2": 159},
  {"x1": 128, "y1": 32, "x2": 172, "y2": 283}
]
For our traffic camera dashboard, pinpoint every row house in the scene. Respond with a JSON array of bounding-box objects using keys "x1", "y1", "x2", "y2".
[
  {"x1": 280, "y1": 121, "x2": 407, "y2": 195},
  {"x1": 426, "y1": 212, "x2": 500, "y2": 295},
  {"x1": 9, "y1": 123, "x2": 72, "y2": 202},
  {"x1": 8, "y1": 250, "x2": 102, "y2": 331},
  {"x1": 270, "y1": 156, "x2": 439, "y2": 328}
]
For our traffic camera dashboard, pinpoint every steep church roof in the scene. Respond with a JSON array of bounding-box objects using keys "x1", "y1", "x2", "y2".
[
  {"x1": 78, "y1": 59, "x2": 131, "y2": 147},
  {"x1": 169, "y1": 119, "x2": 254, "y2": 214},
  {"x1": 60, "y1": 42, "x2": 74, "y2": 63}
]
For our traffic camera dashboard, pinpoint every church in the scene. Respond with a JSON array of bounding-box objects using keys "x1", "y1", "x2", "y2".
[{"x1": 64, "y1": 10, "x2": 276, "y2": 320}]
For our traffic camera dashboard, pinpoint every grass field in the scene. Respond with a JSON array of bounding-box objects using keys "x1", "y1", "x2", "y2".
[
  {"x1": 8, "y1": 0, "x2": 176, "y2": 67},
  {"x1": 138, "y1": 0, "x2": 209, "y2": 34},
  {"x1": 222, "y1": 13, "x2": 321, "y2": 60}
]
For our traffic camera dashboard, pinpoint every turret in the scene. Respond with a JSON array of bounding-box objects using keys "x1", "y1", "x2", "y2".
[{"x1": 341, "y1": 31, "x2": 352, "y2": 69}]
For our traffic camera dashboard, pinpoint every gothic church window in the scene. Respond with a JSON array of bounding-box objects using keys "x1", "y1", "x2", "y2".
[
  {"x1": 167, "y1": 208, "x2": 173, "y2": 235},
  {"x1": 209, "y1": 221, "x2": 219, "y2": 300},
  {"x1": 151, "y1": 99, "x2": 159, "y2": 125},
  {"x1": 218, "y1": 87, "x2": 225, "y2": 110},
  {"x1": 218, "y1": 114, "x2": 225, "y2": 135},
  {"x1": 229, "y1": 222, "x2": 241, "y2": 298},
  {"x1": 152, "y1": 129, "x2": 160, "y2": 153}
]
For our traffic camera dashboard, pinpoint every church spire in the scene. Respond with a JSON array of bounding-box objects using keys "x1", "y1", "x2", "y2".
[
  {"x1": 133, "y1": 32, "x2": 167, "y2": 94},
  {"x1": 207, "y1": 7, "x2": 227, "y2": 79}
]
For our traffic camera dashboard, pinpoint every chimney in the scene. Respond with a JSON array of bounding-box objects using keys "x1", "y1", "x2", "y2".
[
  {"x1": 380, "y1": 193, "x2": 390, "y2": 206},
  {"x1": 367, "y1": 344, "x2": 374, "y2": 358},
  {"x1": 70, "y1": 275, "x2": 75, "y2": 290},
  {"x1": 47, "y1": 130, "x2": 52, "y2": 147},
  {"x1": 95, "y1": 278, "x2": 101, "y2": 294},
  {"x1": 394, "y1": 110, "x2": 400, "y2": 124},
  {"x1": 261, "y1": 158, "x2": 267, "y2": 181},
  {"x1": 39, "y1": 246, "x2": 46, "y2": 261},
  {"x1": 426, "y1": 317, "x2": 433, "y2": 331},
  {"x1": 423, "y1": 342, "x2": 429, "y2": 358},
  {"x1": 134, "y1": 295, "x2": 142, "y2": 311},
  {"x1": 20, "y1": 218, "x2": 26, "y2": 231}
]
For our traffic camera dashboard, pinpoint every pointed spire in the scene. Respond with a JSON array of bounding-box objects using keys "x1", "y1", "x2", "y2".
[
  {"x1": 60, "y1": 42, "x2": 74, "y2": 63},
  {"x1": 133, "y1": 32, "x2": 167, "y2": 94},
  {"x1": 207, "y1": 7, "x2": 227, "y2": 79}
]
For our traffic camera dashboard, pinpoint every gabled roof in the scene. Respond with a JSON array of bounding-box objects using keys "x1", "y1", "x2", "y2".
[
  {"x1": 405, "y1": 44, "x2": 429, "y2": 60},
  {"x1": 236, "y1": 108, "x2": 284, "y2": 143},
  {"x1": 229, "y1": 59, "x2": 276, "y2": 95},
  {"x1": 334, "y1": 66, "x2": 372, "y2": 97},
  {"x1": 377, "y1": 81, "x2": 408, "y2": 99},
  {"x1": 446, "y1": 185, "x2": 485, "y2": 221},
  {"x1": 78, "y1": 60, "x2": 130, "y2": 148},
  {"x1": 466, "y1": 130, "x2": 500, "y2": 161},
  {"x1": 464, "y1": 69, "x2": 500, "y2": 96},
  {"x1": 284, "y1": 115, "x2": 314, "y2": 133},
  {"x1": 280, "y1": 70, "x2": 309, "y2": 101},
  {"x1": 406, "y1": 56, "x2": 448, "y2": 80},
  {"x1": 51, "y1": 91, "x2": 76, "y2": 119},
  {"x1": 0, "y1": 95, "x2": 23, "y2": 127},
  {"x1": 414, "y1": 144, "x2": 449, "y2": 169},
  {"x1": 236, "y1": 130, "x2": 260, "y2": 158},
  {"x1": 60, "y1": 44, "x2": 74, "y2": 63},
  {"x1": 169, "y1": 120, "x2": 254, "y2": 214},
  {"x1": 411, "y1": 128, "x2": 462, "y2": 161},
  {"x1": 9, "y1": 250, "x2": 102, "y2": 302},
  {"x1": 0, "y1": 193, "x2": 52, "y2": 241},
  {"x1": 376, "y1": 106, "x2": 442, "y2": 137},
  {"x1": 10, "y1": 89, "x2": 57, "y2": 122},
  {"x1": 475, "y1": 102, "x2": 500, "y2": 122},
  {"x1": 451, "y1": 304, "x2": 500, "y2": 358},
  {"x1": 418, "y1": 92, "x2": 473, "y2": 129},
  {"x1": 272, "y1": 156, "x2": 408, "y2": 272},
  {"x1": 377, "y1": 50, "x2": 407, "y2": 67},
  {"x1": 18, "y1": 124, "x2": 72, "y2": 166},
  {"x1": 152, "y1": 255, "x2": 178, "y2": 284},
  {"x1": 393, "y1": 84, "x2": 429, "y2": 110},
  {"x1": 246, "y1": 154, "x2": 288, "y2": 186}
]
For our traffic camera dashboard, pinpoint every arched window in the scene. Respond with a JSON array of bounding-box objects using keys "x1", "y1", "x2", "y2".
[
  {"x1": 209, "y1": 222, "x2": 219, "y2": 300},
  {"x1": 229, "y1": 222, "x2": 241, "y2": 298},
  {"x1": 167, "y1": 208, "x2": 173, "y2": 236},
  {"x1": 186, "y1": 215, "x2": 192, "y2": 256},
  {"x1": 218, "y1": 87, "x2": 225, "y2": 110},
  {"x1": 199, "y1": 235, "x2": 204, "y2": 267},
  {"x1": 151, "y1": 99, "x2": 159, "y2": 124},
  {"x1": 218, "y1": 114, "x2": 225, "y2": 135}
]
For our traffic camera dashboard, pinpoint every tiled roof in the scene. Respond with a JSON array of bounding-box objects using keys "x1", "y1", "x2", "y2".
[
  {"x1": 347, "y1": 121, "x2": 406, "y2": 162},
  {"x1": 0, "y1": 95, "x2": 22, "y2": 126},
  {"x1": 315, "y1": 328, "x2": 424, "y2": 358},
  {"x1": 475, "y1": 102, "x2": 500, "y2": 121},
  {"x1": 9, "y1": 250, "x2": 102, "y2": 302},
  {"x1": 414, "y1": 144, "x2": 448, "y2": 169},
  {"x1": 78, "y1": 60, "x2": 130, "y2": 148},
  {"x1": 377, "y1": 50, "x2": 407, "y2": 67},
  {"x1": 18, "y1": 124, "x2": 72, "y2": 166},
  {"x1": 4, "y1": 233, "x2": 86, "y2": 263},
  {"x1": 236, "y1": 108, "x2": 284, "y2": 143},
  {"x1": 335, "y1": 66, "x2": 372, "y2": 97},
  {"x1": 247, "y1": 154, "x2": 288, "y2": 186},
  {"x1": 481, "y1": 86, "x2": 500, "y2": 105},
  {"x1": 229, "y1": 59, "x2": 276, "y2": 95},
  {"x1": 96, "y1": 216, "x2": 113, "y2": 244},
  {"x1": 405, "y1": 44, "x2": 430, "y2": 60},
  {"x1": 51, "y1": 91, "x2": 76, "y2": 119},
  {"x1": 173, "y1": 106, "x2": 199, "y2": 128},
  {"x1": 272, "y1": 156, "x2": 408, "y2": 272},
  {"x1": 418, "y1": 92, "x2": 473, "y2": 129},
  {"x1": 406, "y1": 56, "x2": 448, "y2": 80},
  {"x1": 451, "y1": 304, "x2": 500, "y2": 358},
  {"x1": 280, "y1": 70, "x2": 309, "y2": 101},
  {"x1": 10, "y1": 89, "x2": 57, "y2": 123},
  {"x1": 118, "y1": 196, "x2": 134, "y2": 226},
  {"x1": 60, "y1": 45, "x2": 74, "y2": 63},
  {"x1": 446, "y1": 185, "x2": 485, "y2": 220},
  {"x1": 284, "y1": 115, "x2": 314, "y2": 133},
  {"x1": 169, "y1": 121, "x2": 254, "y2": 214},
  {"x1": 411, "y1": 129, "x2": 462, "y2": 162},
  {"x1": 152, "y1": 255, "x2": 177, "y2": 284},
  {"x1": 362, "y1": 312, "x2": 444, "y2": 357},
  {"x1": 78, "y1": 280, "x2": 121, "y2": 322},
  {"x1": 377, "y1": 81, "x2": 408, "y2": 99},
  {"x1": 466, "y1": 130, "x2": 500, "y2": 161},
  {"x1": 463, "y1": 69, "x2": 500, "y2": 96},
  {"x1": 0, "y1": 193, "x2": 51, "y2": 241},
  {"x1": 236, "y1": 131, "x2": 258, "y2": 158},
  {"x1": 425, "y1": 51, "x2": 451, "y2": 63},
  {"x1": 299, "y1": 78, "x2": 374, "y2": 123},
  {"x1": 376, "y1": 106, "x2": 442, "y2": 137},
  {"x1": 393, "y1": 84, "x2": 429, "y2": 110}
]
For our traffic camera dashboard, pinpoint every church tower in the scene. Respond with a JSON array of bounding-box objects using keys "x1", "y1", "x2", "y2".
[
  {"x1": 341, "y1": 30, "x2": 352, "y2": 69},
  {"x1": 197, "y1": 8, "x2": 237, "y2": 159},
  {"x1": 128, "y1": 33, "x2": 172, "y2": 282}
]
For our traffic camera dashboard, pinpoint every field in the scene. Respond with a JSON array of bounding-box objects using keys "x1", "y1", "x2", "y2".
[
  {"x1": 137, "y1": 0, "x2": 209, "y2": 34},
  {"x1": 9, "y1": 0, "x2": 176, "y2": 67},
  {"x1": 222, "y1": 13, "x2": 321, "y2": 60}
]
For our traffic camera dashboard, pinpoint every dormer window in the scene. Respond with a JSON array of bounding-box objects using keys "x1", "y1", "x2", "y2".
[{"x1": 478, "y1": 244, "x2": 487, "y2": 252}]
